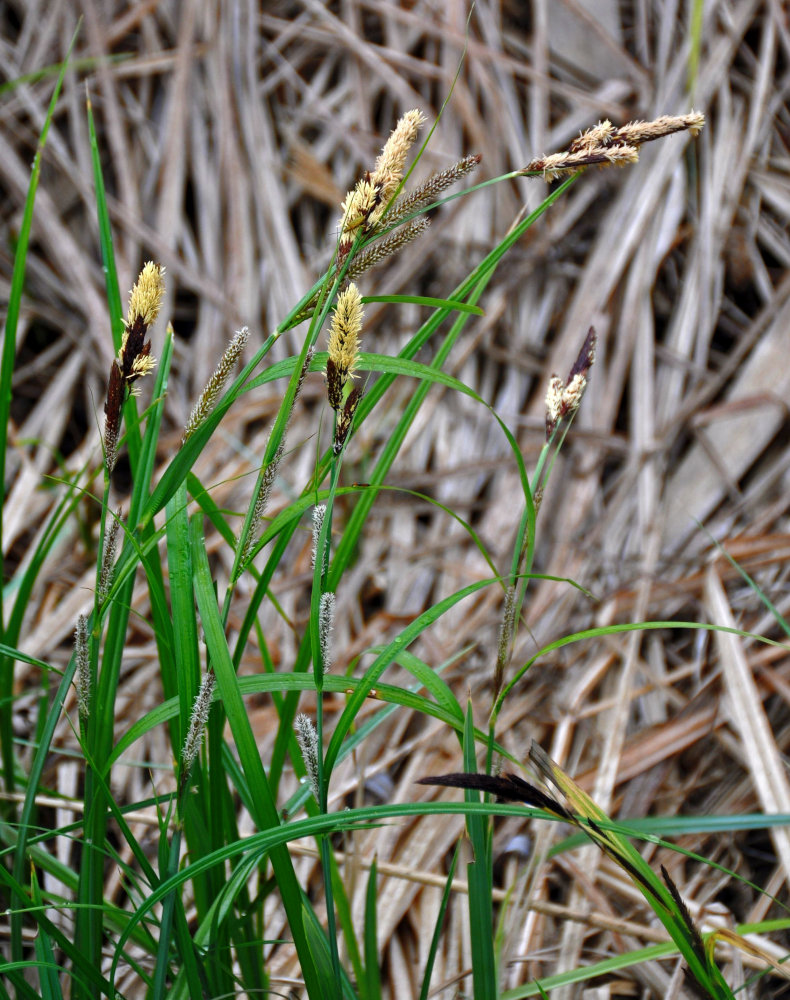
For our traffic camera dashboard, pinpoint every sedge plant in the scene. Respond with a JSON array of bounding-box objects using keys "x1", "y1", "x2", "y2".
[{"x1": 4, "y1": 60, "x2": 789, "y2": 1000}]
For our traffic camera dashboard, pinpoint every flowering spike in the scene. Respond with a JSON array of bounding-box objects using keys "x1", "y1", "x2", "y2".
[
  {"x1": 184, "y1": 327, "x2": 249, "y2": 443},
  {"x1": 523, "y1": 111, "x2": 704, "y2": 181},
  {"x1": 338, "y1": 109, "x2": 427, "y2": 250},
  {"x1": 494, "y1": 585, "x2": 517, "y2": 699},
  {"x1": 327, "y1": 284, "x2": 363, "y2": 410},
  {"x1": 98, "y1": 509, "x2": 122, "y2": 604},
  {"x1": 385, "y1": 154, "x2": 482, "y2": 226},
  {"x1": 75, "y1": 615, "x2": 90, "y2": 720},
  {"x1": 127, "y1": 261, "x2": 166, "y2": 328},
  {"x1": 240, "y1": 441, "x2": 284, "y2": 567},
  {"x1": 545, "y1": 327, "x2": 597, "y2": 439},
  {"x1": 311, "y1": 504, "x2": 327, "y2": 572},
  {"x1": 369, "y1": 108, "x2": 426, "y2": 214},
  {"x1": 319, "y1": 592, "x2": 335, "y2": 673},
  {"x1": 609, "y1": 111, "x2": 706, "y2": 146},
  {"x1": 295, "y1": 714, "x2": 321, "y2": 802},
  {"x1": 347, "y1": 218, "x2": 430, "y2": 281},
  {"x1": 333, "y1": 385, "x2": 363, "y2": 456},
  {"x1": 569, "y1": 120, "x2": 615, "y2": 153},
  {"x1": 103, "y1": 262, "x2": 164, "y2": 474},
  {"x1": 181, "y1": 672, "x2": 216, "y2": 780}
]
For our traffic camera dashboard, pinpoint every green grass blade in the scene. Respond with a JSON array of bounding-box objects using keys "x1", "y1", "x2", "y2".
[
  {"x1": 463, "y1": 701, "x2": 497, "y2": 1000},
  {"x1": 362, "y1": 858, "x2": 382, "y2": 1000},
  {"x1": 0, "y1": 52, "x2": 130, "y2": 97},
  {"x1": 189, "y1": 512, "x2": 325, "y2": 997},
  {"x1": 109, "y1": 671, "x2": 515, "y2": 776},
  {"x1": 495, "y1": 620, "x2": 785, "y2": 717},
  {"x1": 418, "y1": 842, "x2": 459, "y2": 1000},
  {"x1": 151, "y1": 825, "x2": 182, "y2": 1000},
  {"x1": 10, "y1": 638, "x2": 80, "y2": 963},
  {"x1": 85, "y1": 89, "x2": 141, "y2": 471},
  {"x1": 0, "y1": 22, "x2": 79, "y2": 795},
  {"x1": 131, "y1": 325, "x2": 173, "y2": 522},
  {"x1": 186, "y1": 471, "x2": 237, "y2": 547},
  {"x1": 361, "y1": 294, "x2": 483, "y2": 314},
  {"x1": 30, "y1": 868, "x2": 63, "y2": 1000},
  {"x1": 324, "y1": 577, "x2": 496, "y2": 779},
  {"x1": 328, "y1": 850, "x2": 365, "y2": 990},
  {"x1": 165, "y1": 481, "x2": 201, "y2": 750}
]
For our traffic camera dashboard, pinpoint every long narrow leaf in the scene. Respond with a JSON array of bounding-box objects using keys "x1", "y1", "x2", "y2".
[
  {"x1": 188, "y1": 513, "x2": 325, "y2": 997},
  {"x1": 0, "y1": 23, "x2": 80, "y2": 811}
]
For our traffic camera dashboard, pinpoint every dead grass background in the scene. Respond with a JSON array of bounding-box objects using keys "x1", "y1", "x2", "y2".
[{"x1": 2, "y1": 1, "x2": 790, "y2": 997}]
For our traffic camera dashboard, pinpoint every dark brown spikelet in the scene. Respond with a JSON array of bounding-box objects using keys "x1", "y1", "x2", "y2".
[
  {"x1": 567, "y1": 325, "x2": 597, "y2": 383},
  {"x1": 333, "y1": 385, "x2": 363, "y2": 455},
  {"x1": 660, "y1": 866, "x2": 714, "y2": 1000},
  {"x1": 102, "y1": 262, "x2": 164, "y2": 475},
  {"x1": 326, "y1": 357, "x2": 344, "y2": 411},
  {"x1": 120, "y1": 317, "x2": 147, "y2": 382},
  {"x1": 544, "y1": 326, "x2": 597, "y2": 439},
  {"x1": 417, "y1": 771, "x2": 572, "y2": 820},
  {"x1": 661, "y1": 865, "x2": 708, "y2": 961},
  {"x1": 103, "y1": 361, "x2": 125, "y2": 474}
]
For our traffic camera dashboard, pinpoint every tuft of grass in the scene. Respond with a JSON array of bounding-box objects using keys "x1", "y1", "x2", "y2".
[{"x1": 3, "y1": 21, "x2": 789, "y2": 1000}]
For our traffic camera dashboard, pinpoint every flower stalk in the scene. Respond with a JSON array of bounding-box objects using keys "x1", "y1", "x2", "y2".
[{"x1": 522, "y1": 111, "x2": 705, "y2": 181}]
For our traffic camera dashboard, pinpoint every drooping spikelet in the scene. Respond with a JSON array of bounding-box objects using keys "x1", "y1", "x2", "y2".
[
  {"x1": 568, "y1": 119, "x2": 615, "y2": 153},
  {"x1": 523, "y1": 110, "x2": 705, "y2": 181},
  {"x1": 608, "y1": 111, "x2": 706, "y2": 146},
  {"x1": 524, "y1": 145, "x2": 639, "y2": 181}
]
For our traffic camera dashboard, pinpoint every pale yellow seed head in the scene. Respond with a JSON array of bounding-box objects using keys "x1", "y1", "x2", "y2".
[
  {"x1": 371, "y1": 108, "x2": 426, "y2": 209},
  {"x1": 127, "y1": 261, "x2": 166, "y2": 327},
  {"x1": 373, "y1": 109, "x2": 426, "y2": 183},
  {"x1": 615, "y1": 112, "x2": 706, "y2": 145},
  {"x1": 540, "y1": 152, "x2": 572, "y2": 180},
  {"x1": 573, "y1": 119, "x2": 614, "y2": 151},
  {"x1": 603, "y1": 145, "x2": 639, "y2": 168},
  {"x1": 339, "y1": 178, "x2": 379, "y2": 236},
  {"x1": 545, "y1": 375, "x2": 565, "y2": 427},
  {"x1": 685, "y1": 110, "x2": 706, "y2": 137},
  {"x1": 328, "y1": 283, "x2": 363, "y2": 381},
  {"x1": 131, "y1": 354, "x2": 157, "y2": 379},
  {"x1": 561, "y1": 372, "x2": 587, "y2": 413}
]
